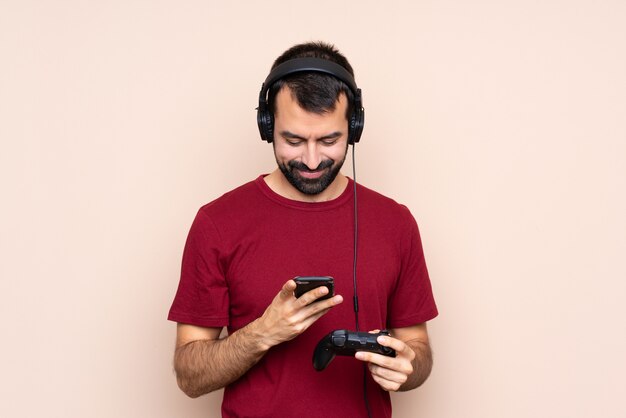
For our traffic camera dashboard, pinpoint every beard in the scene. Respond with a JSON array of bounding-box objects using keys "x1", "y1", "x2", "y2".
[{"x1": 277, "y1": 149, "x2": 347, "y2": 195}]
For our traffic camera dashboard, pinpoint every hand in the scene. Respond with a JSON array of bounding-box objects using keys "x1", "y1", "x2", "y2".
[
  {"x1": 354, "y1": 330, "x2": 416, "y2": 392},
  {"x1": 254, "y1": 279, "x2": 343, "y2": 349}
]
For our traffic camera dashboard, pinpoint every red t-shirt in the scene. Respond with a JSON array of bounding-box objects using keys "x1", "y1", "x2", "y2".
[{"x1": 169, "y1": 175, "x2": 438, "y2": 417}]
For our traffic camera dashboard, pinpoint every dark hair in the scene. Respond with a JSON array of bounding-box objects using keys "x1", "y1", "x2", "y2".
[{"x1": 268, "y1": 41, "x2": 355, "y2": 118}]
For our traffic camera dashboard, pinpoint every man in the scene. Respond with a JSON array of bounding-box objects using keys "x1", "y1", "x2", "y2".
[{"x1": 168, "y1": 41, "x2": 438, "y2": 418}]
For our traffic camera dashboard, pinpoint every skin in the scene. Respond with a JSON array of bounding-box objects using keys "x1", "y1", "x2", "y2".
[
  {"x1": 263, "y1": 88, "x2": 350, "y2": 202},
  {"x1": 173, "y1": 86, "x2": 433, "y2": 397},
  {"x1": 356, "y1": 324, "x2": 433, "y2": 392},
  {"x1": 175, "y1": 281, "x2": 343, "y2": 397}
]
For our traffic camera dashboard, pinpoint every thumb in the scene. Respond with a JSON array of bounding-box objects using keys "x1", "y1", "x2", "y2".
[{"x1": 278, "y1": 279, "x2": 297, "y2": 300}]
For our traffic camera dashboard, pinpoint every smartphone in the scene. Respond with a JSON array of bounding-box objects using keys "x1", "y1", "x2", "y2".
[{"x1": 293, "y1": 276, "x2": 334, "y2": 301}]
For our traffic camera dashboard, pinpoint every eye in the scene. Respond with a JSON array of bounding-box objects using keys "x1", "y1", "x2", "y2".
[
  {"x1": 282, "y1": 136, "x2": 303, "y2": 146},
  {"x1": 321, "y1": 138, "x2": 338, "y2": 146}
]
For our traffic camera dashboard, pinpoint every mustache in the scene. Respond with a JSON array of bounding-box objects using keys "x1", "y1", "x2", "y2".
[{"x1": 288, "y1": 159, "x2": 334, "y2": 172}]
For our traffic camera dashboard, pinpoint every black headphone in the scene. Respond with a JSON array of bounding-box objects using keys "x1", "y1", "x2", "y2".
[{"x1": 257, "y1": 57, "x2": 365, "y2": 144}]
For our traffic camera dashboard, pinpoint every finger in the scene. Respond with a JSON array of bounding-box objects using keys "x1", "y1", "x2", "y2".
[
  {"x1": 300, "y1": 307, "x2": 331, "y2": 328},
  {"x1": 295, "y1": 284, "x2": 342, "y2": 308},
  {"x1": 284, "y1": 295, "x2": 342, "y2": 333},
  {"x1": 370, "y1": 372, "x2": 402, "y2": 392},
  {"x1": 355, "y1": 351, "x2": 394, "y2": 367},
  {"x1": 376, "y1": 334, "x2": 409, "y2": 354},
  {"x1": 357, "y1": 351, "x2": 414, "y2": 378},
  {"x1": 368, "y1": 329, "x2": 381, "y2": 334},
  {"x1": 287, "y1": 307, "x2": 332, "y2": 335},
  {"x1": 313, "y1": 295, "x2": 342, "y2": 310},
  {"x1": 296, "y1": 296, "x2": 343, "y2": 324},
  {"x1": 355, "y1": 352, "x2": 400, "y2": 370},
  {"x1": 278, "y1": 280, "x2": 297, "y2": 300},
  {"x1": 296, "y1": 285, "x2": 331, "y2": 306},
  {"x1": 368, "y1": 363, "x2": 408, "y2": 385},
  {"x1": 294, "y1": 288, "x2": 323, "y2": 305}
]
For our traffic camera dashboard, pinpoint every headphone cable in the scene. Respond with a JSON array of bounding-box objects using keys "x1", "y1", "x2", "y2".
[
  {"x1": 351, "y1": 144, "x2": 372, "y2": 418},
  {"x1": 352, "y1": 143, "x2": 360, "y2": 332}
]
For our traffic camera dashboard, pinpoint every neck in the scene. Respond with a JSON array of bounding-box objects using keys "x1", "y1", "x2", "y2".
[{"x1": 264, "y1": 170, "x2": 348, "y2": 203}]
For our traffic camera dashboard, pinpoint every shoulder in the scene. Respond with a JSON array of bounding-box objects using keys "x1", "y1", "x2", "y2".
[
  {"x1": 354, "y1": 182, "x2": 421, "y2": 246},
  {"x1": 197, "y1": 176, "x2": 265, "y2": 219},
  {"x1": 356, "y1": 182, "x2": 414, "y2": 220}
]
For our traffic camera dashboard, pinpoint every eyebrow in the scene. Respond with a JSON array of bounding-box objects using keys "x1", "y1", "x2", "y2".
[{"x1": 280, "y1": 130, "x2": 343, "y2": 141}]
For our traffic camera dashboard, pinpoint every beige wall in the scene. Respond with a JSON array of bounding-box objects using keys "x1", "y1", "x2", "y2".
[{"x1": 2, "y1": 1, "x2": 625, "y2": 417}]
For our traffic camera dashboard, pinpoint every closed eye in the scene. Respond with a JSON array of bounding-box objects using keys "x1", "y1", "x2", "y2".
[
  {"x1": 319, "y1": 132, "x2": 342, "y2": 145},
  {"x1": 280, "y1": 131, "x2": 305, "y2": 145},
  {"x1": 279, "y1": 130, "x2": 343, "y2": 145}
]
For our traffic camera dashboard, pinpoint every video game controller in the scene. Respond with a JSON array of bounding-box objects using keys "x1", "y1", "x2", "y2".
[{"x1": 312, "y1": 329, "x2": 397, "y2": 371}]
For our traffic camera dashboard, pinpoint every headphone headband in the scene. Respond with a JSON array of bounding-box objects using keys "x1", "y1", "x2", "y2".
[
  {"x1": 259, "y1": 57, "x2": 359, "y2": 105},
  {"x1": 256, "y1": 57, "x2": 365, "y2": 144}
]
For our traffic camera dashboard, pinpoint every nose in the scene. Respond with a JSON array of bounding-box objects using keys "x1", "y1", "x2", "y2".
[{"x1": 301, "y1": 141, "x2": 322, "y2": 170}]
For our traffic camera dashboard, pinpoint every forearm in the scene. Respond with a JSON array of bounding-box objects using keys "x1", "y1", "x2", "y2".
[
  {"x1": 174, "y1": 320, "x2": 269, "y2": 397},
  {"x1": 398, "y1": 338, "x2": 433, "y2": 391},
  {"x1": 173, "y1": 280, "x2": 343, "y2": 398}
]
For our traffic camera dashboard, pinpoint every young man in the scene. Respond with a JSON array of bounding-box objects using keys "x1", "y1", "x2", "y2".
[{"x1": 168, "y1": 41, "x2": 438, "y2": 418}]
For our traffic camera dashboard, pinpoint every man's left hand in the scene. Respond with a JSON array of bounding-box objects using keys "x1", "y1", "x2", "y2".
[{"x1": 354, "y1": 331, "x2": 416, "y2": 392}]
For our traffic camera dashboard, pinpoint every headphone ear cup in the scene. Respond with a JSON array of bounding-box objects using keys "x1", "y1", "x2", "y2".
[
  {"x1": 348, "y1": 89, "x2": 364, "y2": 144},
  {"x1": 257, "y1": 109, "x2": 274, "y2": 143},
  {"x1": 349, "y1": 107, "x2": 364, "y2": 144}
]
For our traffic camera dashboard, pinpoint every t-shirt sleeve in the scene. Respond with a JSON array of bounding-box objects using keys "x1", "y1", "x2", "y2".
[
  {"x1": 167, "y1": 209, "x2": 230, "y2": 328},
  {"x1": 387, "y1": 207, "x2": 438, "y2": 328}
]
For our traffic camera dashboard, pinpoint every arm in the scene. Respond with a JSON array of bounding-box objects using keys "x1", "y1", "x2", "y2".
[
  {"x1": 173, "y1": 324, "x2": 263, "y2": 398},
  {"x1": 173, "y1": 279, "x2": 343, "y2": 398},
  {"x1": 355, "y1": 323, "x2": 433, "y2": 392}
]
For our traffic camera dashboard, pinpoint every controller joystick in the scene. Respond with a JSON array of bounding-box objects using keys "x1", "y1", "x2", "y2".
[{"x1": 312, "y1": 329, "x2": 396, "y2": 371}]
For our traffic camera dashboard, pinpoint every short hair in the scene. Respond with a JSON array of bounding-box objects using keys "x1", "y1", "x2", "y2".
[{"x1": 267, "y1": 41, "x2": 355, "y2": 118}]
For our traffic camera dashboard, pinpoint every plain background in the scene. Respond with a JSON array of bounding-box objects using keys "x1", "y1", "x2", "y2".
[{"x1": 1, "y1": 1, "x2": 625, "y2": 417}]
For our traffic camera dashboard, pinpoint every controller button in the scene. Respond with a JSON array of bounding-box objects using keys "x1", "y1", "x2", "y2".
[{"x1": 332, "y1": 335, "x2": 346, "y2": 347}]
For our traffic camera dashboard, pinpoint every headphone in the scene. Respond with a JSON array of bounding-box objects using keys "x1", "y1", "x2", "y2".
[{"x1": 257, "y1": 57, "x2": 365, "y2": 144}]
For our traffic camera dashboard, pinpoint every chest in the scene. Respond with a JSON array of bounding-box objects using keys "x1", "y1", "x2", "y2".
[{"x1": 221, "y1": 209, "x2": 402, "y2": 330}]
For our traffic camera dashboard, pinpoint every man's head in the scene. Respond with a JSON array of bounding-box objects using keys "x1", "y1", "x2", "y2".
[{"x1": 257, "y1": 41, "x2": 363, "y2": 196}]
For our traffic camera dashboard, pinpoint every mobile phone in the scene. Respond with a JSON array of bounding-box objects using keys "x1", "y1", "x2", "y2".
[{"x1": 293, "y1": 276, "x2": 334, "y2": 301}]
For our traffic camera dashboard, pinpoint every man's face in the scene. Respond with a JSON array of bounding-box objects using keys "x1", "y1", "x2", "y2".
[{"x1": 272, "y1": 88, "x2": 349, "y2": 196}]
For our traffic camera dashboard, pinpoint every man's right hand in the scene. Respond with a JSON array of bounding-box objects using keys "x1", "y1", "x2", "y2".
[
  {"x1": 252, "y1": 279, "x2": 343, "y2": 350},
  {"x1": 174, "y1": 279, "x2": 342, "y2": 397}
]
